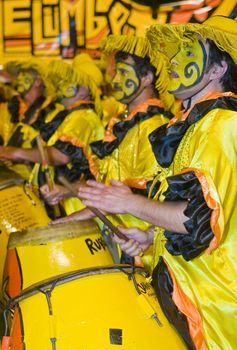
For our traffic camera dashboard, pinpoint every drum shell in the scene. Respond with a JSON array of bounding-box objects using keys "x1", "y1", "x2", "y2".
[
  {"x1": 0, "y1": 181, "x2": 50, "y2": 295},
  {"x1": 4, "y1": 221, "x2": 114, "y2": 298},
  {"x1": 9, "y1": 266, "x2": 186, "y2": 350}
]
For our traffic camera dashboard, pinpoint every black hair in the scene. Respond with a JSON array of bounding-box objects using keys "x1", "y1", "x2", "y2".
[
  {"x1": 206, "y1": 39, "x2": 237, "y2": 93},
  {"x1": 114, "y1": 51, "x2": 157, "y2": 94}
]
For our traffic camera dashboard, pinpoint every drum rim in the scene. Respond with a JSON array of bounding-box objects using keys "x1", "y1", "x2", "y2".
[
  {"x1": 0, "y1": 178, "x2": 24, "y2": 190},
  {"x1": 7, "y1": 265, "x2": 148, "y2": 307},
  {"x1": 8, "y1": 220, "x2": 101, "y2": 248}
]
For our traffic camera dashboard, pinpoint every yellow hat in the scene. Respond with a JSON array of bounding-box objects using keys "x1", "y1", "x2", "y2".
[
  {"x1": 18, "y1": 57, "x2": 53, "y2": 96},
  {"x1": 146, "y1": 15, "x2": 237, "y2": 64},
  {"x1": 4, "y1": 60, "x2": 22, "y2": 78},
  {"x1": 100, "y1": 34, "x2": 175, "y2": 112},
  {"x1": 49, "y1": 59, "x2": 102, "y2": 117},
  {"x1": 72, "y1": 53, "x2": 103, "y2": 88}
]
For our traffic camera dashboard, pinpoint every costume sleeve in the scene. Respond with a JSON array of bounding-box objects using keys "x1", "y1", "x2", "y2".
[
  {"x1": 163, "y1": 109, "x2": 237, "y2": 260},
  {"x1": 58, "y1": 110, "x2": 103, "y2": 151},
  {"x1": 52, "y1": 110, "x2": 103, "y2": 181}
]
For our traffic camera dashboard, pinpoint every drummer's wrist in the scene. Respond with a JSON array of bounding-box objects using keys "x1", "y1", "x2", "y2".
[
  {"x1": 146, "y1": 226, "x2": 155, "y2": 245},
  {"x1": 10, "y1": 147, "x2": 21, "y2": 160}
]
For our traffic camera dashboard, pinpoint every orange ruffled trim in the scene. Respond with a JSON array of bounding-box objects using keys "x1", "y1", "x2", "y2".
[
  {"x1": 123, "y1": 177, "x2": 148, "y2": 189},
  {"x1": 181, "y1": 168, "x2": 221, "y2": 253},
  {"x1": 87, "y1": 154, "x2": 99, "y2": 179},
  {"x1": 168, "y1": 92, "x2": 237, "y2": 127},
  {"x1": 164, "y1": 259, "x2": 208, "y2": 350},
  {"x1": 104, "y1": 98, "x2": 164, "y2": 142},
  {"x1": 104, "y1": 116, "x2": 122, "y2": 142},
  {"x1": 59, "y1": 134, "x2": 85, "y2": 149}
]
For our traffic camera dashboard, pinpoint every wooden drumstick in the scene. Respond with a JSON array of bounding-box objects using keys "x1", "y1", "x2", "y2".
[
  {"x1": 58, "y1": 175, "x2": 129, "y2": 242},
  {"x1": 36, "y1": 135, "x2": 61, "y2": 218}
]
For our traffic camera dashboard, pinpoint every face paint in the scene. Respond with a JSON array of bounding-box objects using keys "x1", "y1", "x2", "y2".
[
  {"x1": 57, "y1": 83, "x2": 78, "y2": 99},
  {"x1": 169, "y1": 38, "x2": 207, "y2": 95},
  {"x1": 112, "y1": 61, "x2": 140, "y2": 102},
  {"x1": 16, "y1": 71, "x2": 35, "y2": 95}
]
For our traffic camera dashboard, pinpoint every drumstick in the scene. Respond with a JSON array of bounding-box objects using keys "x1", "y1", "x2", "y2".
[
  {"x1": 36, "y1": 135, "x2": 61, "y2": 218},
  {"x1": 58, "y1": 175, "x2": 129, "y2": 242}
]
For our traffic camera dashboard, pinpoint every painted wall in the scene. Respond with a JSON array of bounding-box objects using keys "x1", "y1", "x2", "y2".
[{"x1": 0, "y1": 0, "x2": 236, "y2": 62}]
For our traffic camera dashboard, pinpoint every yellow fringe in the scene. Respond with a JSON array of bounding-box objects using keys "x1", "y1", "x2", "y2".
[
  {"x1": 48, "y1": 59, "x2": 102, "y2": 117},
  {"x1": 18, "y1": 58, "x2": 54, "y2": 97},
  {"x1": 100, "y1": 34, "x2": 175, "y2": 112},
  {"x1": 100, "y1": 35, "x2": 150, "y2": 58},
  {"x1": 146, "y1": 16, "x2": 237, "y2": 64}
]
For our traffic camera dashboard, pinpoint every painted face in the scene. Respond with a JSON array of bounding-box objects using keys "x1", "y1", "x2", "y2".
[
  {"x1": 56, "y1": 82, "x2": 78, "y2": 99},
  {"x1": 112, "y1": 61, "x2": 140, "y2": 102},
  {"x1": 16, "y1": 71, "x2": 35, "y2": 95},
  {"x1": 169, "y1": 38, "x2": 207, "y2": 96}
]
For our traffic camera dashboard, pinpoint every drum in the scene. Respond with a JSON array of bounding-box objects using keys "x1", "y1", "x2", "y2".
[
  {"x1": 5, "y1": 265, "x2": 186, "y2": 350},
  {"x1": 3, "y1": 221, "x2": 114, "y2": 299},
  {"x1": 0, "y1": 166, "x2": 50, "y2": 296}
]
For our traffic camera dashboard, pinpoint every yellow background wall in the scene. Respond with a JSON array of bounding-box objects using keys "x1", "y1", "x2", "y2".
[{"x1": 0, "y1": 0, "x2": 236, "y2": 62}]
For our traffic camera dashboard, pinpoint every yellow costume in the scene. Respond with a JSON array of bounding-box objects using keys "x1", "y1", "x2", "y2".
[
  {"x1": 3, "y1": 59, "x2": 53, "y2": 179},
  {"x1": 33, "y1": 58, "x2": 104, "y2": 215},
  {"x1": 146, "y1": 16, "x2": 237, "y2": 350},
  {"x1": 90, "y1": 35, "x2": 175, "y2": 268},
  {"x1": 48, "y1": 102, "x2": 104, "y2": 214},
  {"x1": 92, "y1": 99, "x2": 170, "y2": 231}
]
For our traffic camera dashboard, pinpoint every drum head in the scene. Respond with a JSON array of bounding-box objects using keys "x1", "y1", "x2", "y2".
[
  {"x1": 0, "y1": 165, "x2": 23, "y2": 190},
  {"x1": 8, "y1": 221, "x2": 100, "y2": 248}
]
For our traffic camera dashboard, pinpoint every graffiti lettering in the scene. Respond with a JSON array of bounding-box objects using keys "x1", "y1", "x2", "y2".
[{"x1": 0, "y1": 0, "x2": 236, "y2": 61}]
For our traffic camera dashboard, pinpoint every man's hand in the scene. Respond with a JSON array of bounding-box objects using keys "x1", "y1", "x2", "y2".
[
  {"x1": 40, "y1": 184, "x2": 70, "y2": 205},
  {"x1": 78, "y1": 179, "x2": 133, "y2": 214},
  {"x1": 113, "y1": 226, "x2": 154, "y2": 256}
]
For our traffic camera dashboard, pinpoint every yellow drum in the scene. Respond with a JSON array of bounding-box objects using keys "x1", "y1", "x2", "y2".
[
  {"x1": 6, "y1": 266, "x2": 186, "y2": 350},
  {"x1": 3, "y1": 221, "x2": 114, "y2": 298},
  {"x1": 0, "y1": 166, "x2": 50, "y2": 296}
]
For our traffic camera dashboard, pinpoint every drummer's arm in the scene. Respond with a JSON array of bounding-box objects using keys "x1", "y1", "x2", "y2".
[
  {"x1": 0, "y1": 146, "x2": 70, "y2": 165},
  {"x1": 50, "y1": 208, "x2": 95, "y2": 225}
]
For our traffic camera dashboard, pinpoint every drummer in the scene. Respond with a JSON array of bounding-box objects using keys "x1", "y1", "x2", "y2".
[
  {"x1": 77, "y1": 16, "x2": 237, "y2": 350},
  {"x1": 0, "y1": 57, "x2": 104, "y2": 218},
  {"x1": 0, "y1": 58, "x2": 53, "y2": 179},
  {"x1": 47, "y1": 34, "x2": 175, "y2": 268}
]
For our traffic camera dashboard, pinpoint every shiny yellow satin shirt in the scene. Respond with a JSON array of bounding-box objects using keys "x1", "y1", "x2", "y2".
[
  {"x1": 101, "y1": 95, "x2": 126, "y2": 127},
  {"x1": 96, "y1": 111, "x2": 169, "y2": 269},
  {"x1": 48, "y1": 107, "x2": 104, "y2": 215},
  {"x1": 153, "y1": 107, "x2": 237, "y2": 349}
]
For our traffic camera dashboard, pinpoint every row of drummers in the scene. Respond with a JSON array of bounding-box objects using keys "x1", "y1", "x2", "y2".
[{"x1": 0, "y1": 35, "x2": 186, "y2": 348}]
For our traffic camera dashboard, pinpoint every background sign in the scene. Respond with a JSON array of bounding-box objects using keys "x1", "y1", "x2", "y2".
[{"x1": 0, "y1": 0, "x2": 236, "y2": 62}]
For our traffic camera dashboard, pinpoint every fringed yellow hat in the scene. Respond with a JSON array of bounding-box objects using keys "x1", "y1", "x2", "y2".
[
  {"x1": 4, "y1": 60, "x2": 22, "y2": 78},
  {"x1": 146, "y1": 15, "x2": 237, "y2": 64},
  {"x1": 73, "y1": 53, "x2": 103, "y2": 87},
  {"x1": 100, "y1": 34, "x2": 175, "y2": 112},
  {"x1": 49, "y1": 59, "x2": 102, "y2": 117},
  {"x1": 18, "y1": 57, "x2": 54, "y2": 96}
]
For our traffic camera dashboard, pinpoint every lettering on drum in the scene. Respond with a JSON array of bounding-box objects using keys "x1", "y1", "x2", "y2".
[{"x1": 85, "y1": 236, "x2": 107, "y2": 255}]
